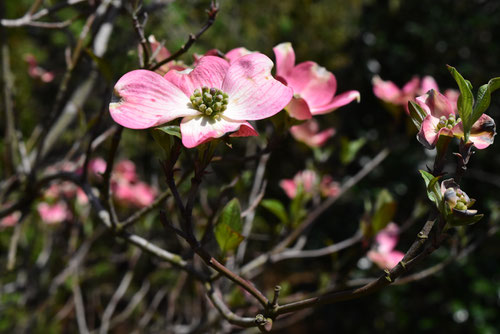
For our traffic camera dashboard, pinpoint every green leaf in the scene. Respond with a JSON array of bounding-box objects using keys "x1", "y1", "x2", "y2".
[
  {"x1": 372, "y1": 189, "x2": 396, "y2": 233},
  {"x1": 340, "y1": 137, "x2": 366, "y2": 165},
  {"x1": 447, "y1": 65, "x2": 474, "y2": 135},
  {"x1": 448, "y1": 213, "x2": 483, "y2": 227},
  {"x1": 214, "y1": 199, "x2": 244, "y2": 254},
  {"x1": 408, "y1": 101, "x2": 427, "y2": 130},
  {"x1": 419, "y1": 170, "x2": 442, "y2": 206},
  {"x1": 471, "y1": 77, "x2": 500, "y2": 126},
  {"x1": 260, "y1": 199, "x2": 288, "y2": 223},
  {"x1": 155, "y1": 125, "x2": 181, "y2": 139}
]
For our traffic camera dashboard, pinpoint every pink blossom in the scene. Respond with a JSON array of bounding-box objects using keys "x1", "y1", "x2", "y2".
[
  {"x1": 37, "y1": 201, "x2": 71, "y2": 224},
  {"x1": 24, "y1": 53, "x2": 55, "y2": 83},
  {"x1": 114, "y1": 160, "x2": 138, "y2": 183},
  {"x1": 144, "y1": 35, "x2": 187, "y2": 75},
  {"x1": 280, "y1": 170, "x2": 317, "y2": 199},
  {"x1": 273, "y1": 42, "x2": 360, "y2": 120},
  {"x1": 0, "y1": 211, "x2": 21, "y2": 228},
  {"x1": 110, "y1": 54, "x2": 292, "y2": 148},
  {"x1": 112, "y1": 180, "x2": 156, "y2": 208},
  {"x1": 280, "y1": 170, "x2": 339, "y2": 199},
  {"x1": 225, "y1": 47, "x2": 254, "y2": 63},
  {"x1": 367, "y1": 223, "x2": 404, "y2": 270},
  {"x1": 290, "y1": 119, "x2": 335, "y2": 147},
  {"x1": 416, "y1": 89, "x2": 495, "y2": 149},
  {"x1": 319, "y1": 175, "x2": 340, "y2": 198}
]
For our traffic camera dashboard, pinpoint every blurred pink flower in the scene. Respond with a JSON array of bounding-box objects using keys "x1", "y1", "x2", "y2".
[
  {"x1": 114, "y1": 160, "x2": 138, "y2": 183},
  {"x1": 372, "y1": 75, "x2": 460, "y2": 114},
  {"x1": 0, "y1": 211, "x2": 21, "y2": 228},
  {"x1": 290, "y1": 119, "x2": 335, "y2": 147},
  {"x1": 225, "y1": 47, "x2": 254, "y2": 63},
  {"x1": 273, "y1": 42, "x2": 360, "y2": 120},
  {"x1": 280, "y1": 170, "x2": 339, "y2": 199},
  {"x1": 24, "y1": 53, "x2": 55, "y2": 83},
  {"x1": 367, "y1": 223, "x2": 404, "y2": 270},
  {"x1": 110, "y1": 53, "x2": 292, "y2": 148},
  {"x1": 319, "y1": 175, "x2": 340, "y2": 198},
  {"x1": 37, "y1": 201, "x2": 71, "y2": 224},
  {"x1": 416, "y1": 90, "x2": 495, "y2": 149}
]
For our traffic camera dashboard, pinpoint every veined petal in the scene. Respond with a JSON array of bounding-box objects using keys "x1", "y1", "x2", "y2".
[
  {"x1": 273, "y1": 42, "x2": 295, "y2": 78},
  {"x1": 286, "y1": 97, "x2": 312, "y2": 120},
  {"x1": 225, "y1": 47, "x2": 254, "y2": 63},
  {"x1": 164, "y1": 56, "x2": 230, "y2": 96},
  {"x1": 417, "y1": 115, "x2": 440, "y2": 149},
  {"x1": 285, "y1": 61, "x2": 337, "y2": 108},
  {"x1": 110, "y1": 70, "x2": 197, "y2": 129},
  {"x1": 470, "y1": 114, "x2": 496, "y2": 149},
  {"x1": 222, "y1": 53, "x2": 293, "y2": 121},
  {"x1": 180, "y1": 115, "x2": 253, "y2": 148},
  {"x1": 417, "y1": 89, "x2": 455, "y2": 118},
  {"x1": 310, "y1": 90, "x2": 360, "y2": 115}
]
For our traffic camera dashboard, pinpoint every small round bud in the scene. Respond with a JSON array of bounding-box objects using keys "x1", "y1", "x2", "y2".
[
  {"x1": 215, "y1": 94, "x2": 223, "y2": 102},
  {"x1": 210, "y1": 87, "x2": 217, "y2": 95},
  {"x1": 199, "y1": 104, "x2": 207, "y2": 112},
  {"x1": 205, "y1": 107, "x2": 213, "y2": 115}
]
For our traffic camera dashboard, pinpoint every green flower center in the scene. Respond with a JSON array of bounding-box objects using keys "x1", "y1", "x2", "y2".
[
  {"x1": 436, "y1": 114, "x2": 461, "y2": 131},
  {"x1": 190, "y1": 86, "x2": 228, "y2": 118}
]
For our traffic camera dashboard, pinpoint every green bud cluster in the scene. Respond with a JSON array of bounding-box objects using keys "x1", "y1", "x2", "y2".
[
  {"x1": 190, "y1": 86, "x2": 229, "y2": 118},
  {"x1": 453, "y1": 189, "x2": 469, "y2": 211},
  {"x1": 437, "y1": 114, "x2": 461, "y2": 130}
]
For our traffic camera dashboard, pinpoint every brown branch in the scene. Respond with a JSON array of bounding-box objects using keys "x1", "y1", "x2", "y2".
[{"x1": 149, "y1": 1, "x2": 219, "y2": 71}]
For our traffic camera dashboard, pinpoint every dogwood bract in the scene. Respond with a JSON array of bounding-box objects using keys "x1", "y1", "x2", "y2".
[
  {"x1": 110, "y1": 53, "x2": 293, "y2": 148},
  {"x1": 273, "y1": 42, "x2": 360, "y2": 120}
]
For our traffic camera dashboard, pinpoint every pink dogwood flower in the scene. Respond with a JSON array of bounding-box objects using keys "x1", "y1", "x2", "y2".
[
  {"x1": 0, "y1": 211, "x2": 20, "y2": 228},
  {"x1": 290, "y1": 119, "x2": 335, "y2": 148},
  {"x1": 225, "y1": 47, "x2": 254, "y2": 63},
  {"x1": 280, "y1": 170, "x2": 339, "y2": 199},
  {"x1": 367, "y1": 223, "x2": 404, "y2": 270},
  {"x1": 372, "y1": 75, "x2": 459, "y2": 114},
  {"x1": 110, "y1": 54, "x2": 292, "y2": 148},
  {"x1": 37, "y1": 201, "x2": 72, "y2": 225},
  {"x1": 273, "y1": 42, "x2": 360, "y2": 120},
  {"x1": 416, "y1": 89, "x2": 495, "y2": 149}
]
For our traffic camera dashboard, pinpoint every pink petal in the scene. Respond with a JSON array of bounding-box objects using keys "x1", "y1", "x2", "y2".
[
  {"x1": 273, "y1": 42, "x2": 296, "y2": 78},
  {"x1": 416, "y1": 89, "x2": 455, "y2": 118},
  {"x1": 163, "y1": 56, "x2": 230, "y2": 96},
  {"x1": 131, "y1": 182, "x2": 156, "y2": 207},
  {"x1": 225, "y1": 47, "x2": 253, "y2": 63},
  {"x1": 180, "y1": 115, "x2": 253, "y2": 148},
  {"x1": 229, "y1": 121, "x2": 258, "y2": 137},
  {"x1": 417, "y1": 115, "x2": 440, "y2": 149},
  {"x1": 290, "y1": 119, "x2": 336, "y2": 147},
  {"x1": 372, "y1": 76, "x2": 401, "y2": 103},
  {"x1": 367, "y1": 250, "x2": 404, "y2": 270},
  {"x1": 310, "y1": 90, "x2": 360, "y2": 115},
  {"x1": 114, "y1": 160, "x2": 138, "y2": 183},
  {"x1": 280, "y1": 179, "x2": 297, "y2": 198},
  {"x1": 286, "y1": 97, "x2": 312, "y2": 120},
  {"x1": 421, "y1": 76, "x2": 439, "y2": 94},
  {"x1": 1, "y1": 211, "x2": 21, "y2": 227},
  {"x1": 470, "y1": 113, "x2": 496, "y2": 149},
  {"x1": 375, "y1": 223, "x2": 400, "y2": 253},
  {"x1": 37, "y1": 201, "x2": 71, "y2": 224},
  {"x1": 285, "y1": 61, "x2": 337, "y2": 107},
  {"x1": 222, "y1": 53, "x2": 293, "y2": 121},
  {"x1": 402, "y1": 77, "x2": 420, "y2": 95},
  {"x1": 110, "y1": 70, "x2": 197, "y2": 129}
]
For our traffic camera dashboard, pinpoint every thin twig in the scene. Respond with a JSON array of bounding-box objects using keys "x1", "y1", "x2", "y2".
[{"x1": 149, "y1": 1, "x2": 219, "y2": 71}]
